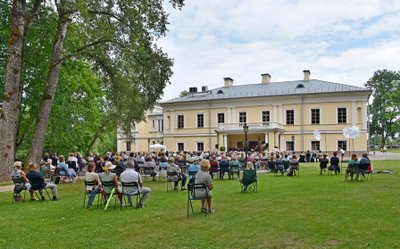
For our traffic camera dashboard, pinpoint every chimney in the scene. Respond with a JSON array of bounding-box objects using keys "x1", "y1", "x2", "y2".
[
  {"x1": 261, "y1": 73, "x2": 271, "y2": 84},
  {"x1": 224, "y1": 77, "x2": 234, "y2": 87},
  {"x1": 303, "y1": 70, "x2": 311, "y2": 80}
]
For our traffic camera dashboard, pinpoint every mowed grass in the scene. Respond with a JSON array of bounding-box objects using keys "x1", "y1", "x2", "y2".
[{"x1": 0, "y1": 161, "x2": 399, "y2": 249}]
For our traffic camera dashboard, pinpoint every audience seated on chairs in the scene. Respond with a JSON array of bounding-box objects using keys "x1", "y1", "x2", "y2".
[
  {"x1": 346, "y1": 154, "x2": 359, "y2": 181},
  {"x1": 120, "y1": 161, "x2": 151, "y2": 208},
  {"x1": 11, "y1": 161, "x2": 31, "y2": 202},
  {"x1": 219, "y1": 155, "x2": 230, "y2": 179},
  {"x1": 57, "y1": 155, "x2": 77, "y2": 183},
  {"x1": 319, "y1": 154, "x2": 329, "y2": 175},
  {"x1": 288, "y1": 155, "x2": 299, "y2": 176},
  {"x1": 208, "y1": 155, "x2": 219, "y2": 179},
  {"x1": 167, "y1": 157, "x2": 187, "y2": 191},
  {"x1": 229, "y1": 156, "x2": 241, "y2": 179},
  {"x1": 26, "y1": 163, "x2": 58, "y2": 201},
  {"x1": 194, "y1": 159, "x2": 214, "y2": 213},
  {"x1": 99, "y1": 162, "x2": 122, "y2": 205},
  {"x1": 329, "y1": 152, "x2": 340, "y2": 174}
]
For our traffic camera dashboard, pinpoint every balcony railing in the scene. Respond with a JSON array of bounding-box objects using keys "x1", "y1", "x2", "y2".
[{"x1": 216, "y1": 122, "x2": 283, "y2": 132}]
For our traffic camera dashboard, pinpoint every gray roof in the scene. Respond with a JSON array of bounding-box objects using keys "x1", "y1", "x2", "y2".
[{"x1": 162, "y1": 79, "x2": 371, "y2": 104}]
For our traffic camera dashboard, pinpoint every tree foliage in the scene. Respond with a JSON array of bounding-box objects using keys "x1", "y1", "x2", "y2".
[{"x1": 365, "y1": 69, "x2": 400, "y2": 146}]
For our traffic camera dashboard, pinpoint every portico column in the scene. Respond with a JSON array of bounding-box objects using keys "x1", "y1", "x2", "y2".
[{"x1": 223, "y1": 135, "x2": 228, "y2": 148}]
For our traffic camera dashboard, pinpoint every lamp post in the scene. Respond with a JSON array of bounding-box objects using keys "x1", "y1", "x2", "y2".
[
  {"x1": 291, "y1": 135, "x2": 295, "y2": 153},
  {"x1": 243, "y1": 123, "x2": 249, "y2": 161}
]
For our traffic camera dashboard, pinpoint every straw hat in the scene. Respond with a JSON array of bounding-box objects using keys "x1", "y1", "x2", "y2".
[{"x1": 103, "y1": 162, "x2": 116, "y2": 171}]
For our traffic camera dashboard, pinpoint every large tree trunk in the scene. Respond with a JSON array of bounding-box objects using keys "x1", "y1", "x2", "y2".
[
  {"x1": 26, "y1": 3, "x2": 69, "y2": 166},
  {"x1": 0, "y1": 1, "x2": 26, "y2": 181}
]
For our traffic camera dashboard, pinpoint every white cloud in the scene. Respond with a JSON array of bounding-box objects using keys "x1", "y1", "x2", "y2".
[{"x1": 159, "y1": 0, "x2": 400, "y2": 100}]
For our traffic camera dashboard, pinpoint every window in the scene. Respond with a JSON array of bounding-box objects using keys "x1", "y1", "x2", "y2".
[
  {"x1": 197, "y1": 114, "x2": 204, "y2": 128},
  {"x1": 337, "y1": 108, "x2": 347, "y2": 123},
  {"x1": 286, "y1": 110, "x2": 294, "y2": 125},
  {"x1": 217, "y1": 113, "x2": 225, "y2": 124},
  {"x1": 262, "y1": 111, "x2": 270, "y2": 122},
  {"x1": 286, "y1": 141, "x2": 294, "y2": 151},
  {"x1": 152, "y1": 120, "x2": 155, "y2": 128},
  {"x1": 158, "y1": 120, "x2": 162, "y2": 132},
  {"x1": 337, "y1": 141, "x2": 347, "y2": 151},
  {"x1": 177, "y1": 115, "x2": 184, "y2": 129},
  {"x1": 239, "y1": 112, "x2": 247, "y2": 123},
  {"x1": 177, "y1": 143, "x2": 184, "y2": 152},
  {"x1": 126, "y1": 141, "x2": 131, "y2": 151},
  {"x1": 197, "y1": 142, "x2": 204, "y2": 151},
  {"x1": 311, "y1": 109, "x2": 320, "y2": 124},
  {"x1": 311, "y1": 141, "x2": 320, "y2": 151}
]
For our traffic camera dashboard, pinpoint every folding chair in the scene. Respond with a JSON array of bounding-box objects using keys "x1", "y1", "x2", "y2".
[
  {"x1": 187, "y1": 183, "x2": 209, "y2": 217},
  {"x1": 282, "y1": 160, "x2": 290, "y2": 173},
  {"x1": 240, "y1": 170, "x2": 257, "y2": 193},
  {"x1": 101, "y1": 181, "x2": 118, "y2": 208},
  {"x1": 121, "y1": 181, "x2": 141, "y2": 208},
  {"x1": 144, "y1": 166, "x2": 156, "y2": 181},
  {"x1": 268, "y1": 161, "x2": 276, "y2": 173},
  {"x1": 219, "y1": 161, "x2": 230, "y2": 179},
  {"x1": 167, "y1": 171, "x2": 179, "y2": 191},
  {"x1": 158, "y1": 162, "x2": 168, "y2": 181},
  {"x1": 30, "y1": 186, "x2": 52, "y2": 202},
  {"x1": 11, "y1": 178, "x2": 27, "y2": 203},
  {"x1": 83, "y1": 180, "x2": 101, "y2": 208},
  {"x1": 275, "y1": 160, "x2": 285, "y2": 176},
  {"x1": 359, "y1": 164, "x2": 373, "y2": 181}
]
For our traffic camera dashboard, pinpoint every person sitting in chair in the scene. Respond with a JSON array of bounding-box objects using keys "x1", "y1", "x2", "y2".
[
  {"x1": 120, "y1": 161, "x2": 151, "y2": 208},
  {"x1": 26, "y1": 163, "x2": 58, "y2": 201},
  {"x1": 358, "y1": 153, "x2": 371, "y2": 179},
  {"x1": 347, "y1": 154, "x2": 359, "y2": 181},
  {"x1": 330, "y1": 152, "x2": 340, "y2": 174},
  {"x1": 319, "y1": 154, "x2": 329, "y2": 175},
  {"x1": 194, "y1": 159, "x2": 214, "y2": 213},
  {"x1": 288, "y1": 155, "x2": 299, "y2": 176},
  {"x1": 187, "y1": 158, "x2": 200, "y2": 180},
  {"x1": 11, "y1": 161, "x2": 31, "y2": 201},
  {"x1": 57, "y1": 155, "x2": 77, "y2": 183},
  {"x1": 99, "y1": 162, "x2": 122, "y2": 204},
  {"x1": 167, "y1": 157, "x2": 187, "y2": 190}
]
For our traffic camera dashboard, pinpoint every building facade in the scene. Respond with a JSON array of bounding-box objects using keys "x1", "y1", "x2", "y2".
[{"x1": 118, "y1": 70, "x2": 371, "y2": 154}]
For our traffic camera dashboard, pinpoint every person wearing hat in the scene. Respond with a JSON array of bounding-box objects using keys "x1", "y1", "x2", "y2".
[
  {"x1": 99, "y1": 162, "x2": 123, "y2": 204},
  {"x1": 194, "y1": 159, "x2": 214, "y2": 213}
]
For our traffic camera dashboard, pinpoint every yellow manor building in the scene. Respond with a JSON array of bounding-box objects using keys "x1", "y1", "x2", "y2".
[{"x1": 117, "y1": 70, "x2": 371, "y2": 154}]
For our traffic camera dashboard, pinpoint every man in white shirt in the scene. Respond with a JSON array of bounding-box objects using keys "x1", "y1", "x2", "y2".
[{"x1": 120, "y1": 161, "x2": 151, "y2": 208}]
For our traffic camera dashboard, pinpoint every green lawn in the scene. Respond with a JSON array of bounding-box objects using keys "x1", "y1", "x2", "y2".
[{"x1": 1, "y1": 161, "x2": 399, "y2": 249}]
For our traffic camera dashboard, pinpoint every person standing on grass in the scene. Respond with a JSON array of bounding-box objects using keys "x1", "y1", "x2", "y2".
[
  {"x1": 194, "y1": 159, "x2": 214, "y2": 213},
  {"x1": 26, "y1": 163, "x2": 58, "y2": 201}
]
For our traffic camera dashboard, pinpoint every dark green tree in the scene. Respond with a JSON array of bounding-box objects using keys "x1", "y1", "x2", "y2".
[{"x1": 365, "y1": 69, "x2": 400, "y2": 147}]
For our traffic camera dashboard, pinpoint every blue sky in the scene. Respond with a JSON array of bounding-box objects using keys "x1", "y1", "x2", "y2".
[{"x1": 158, "y1": 0, "x2": 400, "y2": 100}]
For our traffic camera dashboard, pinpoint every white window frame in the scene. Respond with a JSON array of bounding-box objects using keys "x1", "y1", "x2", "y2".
[
  {"x1": 216, "y1": 112, "x2": 225, "y2": 124},
  {"x1": 285, "y1": 109, "x2": 295, "y2": 125},
  {"x1": 310, "y1": 108, "x2": 320, "y2": 124},
  {"x1": 239, "y1": 111, "x2": 247, "y2": 123},
  {"x1": 336, "y1": 107, "x2": 348, "y2": 124},
  {"x1": 196, "y1": 112, "x2": 205, "y2": 128},
  {"x1": 176, "y1": 142, "x2": 185, "y2": 152},
  {"x1": 177, "y1": 114, "x2": 184, "y2": 129},
  {"x1": 337, "y1": 140, "x2": 347, "y2": 151},
  {"x1": 310, "y1": 140, "x2": 320, "y2": 151},
  {"x1": 196, "y1": 141, "x2": 204, "y2": 151},
  {"x1": 261, "y1": 110, "x2": 271, "y2": 123}
]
